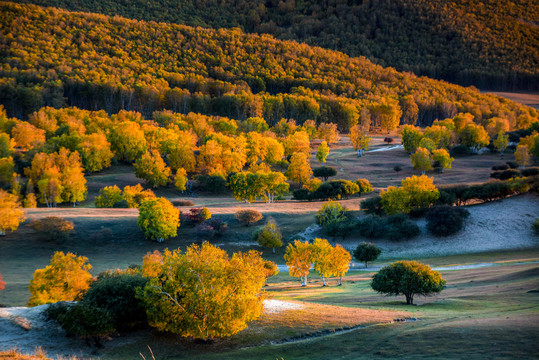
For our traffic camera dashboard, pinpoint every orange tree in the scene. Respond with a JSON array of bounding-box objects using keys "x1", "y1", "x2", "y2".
[
  {"x1": 139, "y1": 243, "x2": 269, "y2": 340},
  {"x1": 0, "y1": 189, "x2": 25, "y2": 236},
  {"x1": 28, "y1": 251, "x2": 93, "y2": 306},
  {"x1": 371, "y1": 260, "x2": 446, "y2": 305},
  {"x1": 284, "y1": 240, "x2": 313, "y2": 286}
]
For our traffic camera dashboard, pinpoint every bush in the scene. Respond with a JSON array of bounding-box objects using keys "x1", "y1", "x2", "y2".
[
  {"x1": 82, "y1": 273, "x2": 149, "y2": 331},
  {"x1": 355, "y1": 178, "x2": 373, "y2": 195},
  {"x1": 491, "y1": 164, "x2": 509, "y2": 171},
  {"x1": 46, "y1": 302, "x2": 115, "y2": 347},
  {"x1": 426, "y1": 206, "x2": 470, "y2": 236},
  {"x1": 353, "y1": 242, "x2": 381, "y2": 267},
  {"x1": 490, "y1": 169, "x2": 521, "y2": 180},
  {"x1": 235, "y1": 209, "x2": 263, "y2": 226},
  {"x1": 356, "y1": 214, "x2": 419, "y2": 241},
  {"x1": 186, "y1": 207, "x2": 212, "y2": 224},
  {"x1": 316, "y1": 201, "x2": 348, "y2": 228},
  {"x1": 357, "y1": 216, "x2": 386, "y2": 239},
  {"x1": 194, "y1": 174, "x2": 227, "y2": 194},
  {"x1": 506, "y1": 161, "x2": 519, "y2": 169},
  {"x1": 436, "y1": 190, "x2": 457, "y2": 206},
  {"x1": 292, "y1": 188, "x2": 311, "y2": 201},
  {"x1": 173, "y1": 199, "x2": 194, "y2": 207},
  {"x1": 533, "y1": 218, "x2": 539, "y2": 235},
  {"x1": 449, "y1": 144, "x2": 471, "y2": 156},
  {"x1": 522, "y1": 167, "x2": 539, "y2": 177},
  {"x1": 254, "y1": 219, "x2": 283, "y2": 253},
  {"x1": 29, "y1": 216, "x2": 74, "y2": 242},
  {"x1": 361, "y1": 196, "x2": 383, "y2": 215}
]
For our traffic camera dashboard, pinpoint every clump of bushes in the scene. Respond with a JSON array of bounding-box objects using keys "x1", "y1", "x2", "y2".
[
  {"x1": 29, "y1": 216, "x2": 74, "y2": 242},
  {"x1": 172, "y1": 199, "x2": 194, "y2": 207},
  {"x1": 95, "y1": 184, "x2": 155, "y2": 208},
  {"x1": 196, "y1": 218, "x2": 228, "y2": 238},
  {"x1": 490, "y1": 169, "x2": 521, "y2": 180},
  {"x1": 185, "y1": 207, "x2": 211, "y2": 224},
  {"x1": 426, "y1": 206, "x2": 470, "y2": 237},
  {"x1": 361, "y1": 195, "x2": 383, "y2": 215},
  {"x1": 253, "y1": 219, "x2": 283, "y2": 253},
  {"x1": 293, "y1": 179, "x2": 360, "y2": 201},
  {"x1": 193, "y1": 174, "x2": 227, "y2": 194},
  {"x1": 235, "y1": 208, "x2": 263, "y2": 226},
  {"x1": 356, "y1": 214, "x2": 420, "y2": 241},
  {"x1": 438, "y1": 178, "x2": 533, "y2": 206},
  {"x1": 491, "y1": 164, "x2": 509, "y2": 171}
]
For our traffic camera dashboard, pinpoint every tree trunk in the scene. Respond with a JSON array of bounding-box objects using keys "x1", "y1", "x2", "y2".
[
  {"x1": 365, "y1": 261, "x2": 368, "y2": 268},
  {"x1": 322, "y1": 276, "x2": 326, "y2": 286},
  {"x1": 272, "y1": 247, "x2": 275, "y2": 254},
  {"x1": 405, "y1": 293, "x2": 413, "y2": 305}
]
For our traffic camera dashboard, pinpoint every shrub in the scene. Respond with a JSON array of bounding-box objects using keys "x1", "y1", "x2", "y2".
[
  {"x1": 194, "y1": 174, "x2": 227, "y2": 194},
  {"x1": 355, "y1": 178, "x2": 373, "y2": 195},
  {"x1": 371, "y1": 261, "x2": 446, "y2": 305},
  {"x1": 384, "y1": 137, "x2": 393, "y2": 144},
  {"x1": 361, "y1": 196, "x2": 383, "y2": 215},
  {"x1": 490, "y1": 169, "x2": 521, "y2": 180},
  {"x1": 204, "y1": 218, "x2": 228, "y2": 237},
  {"x1": 357, "y1": 216, "x2": 386, "y2": 239},
  {"x1": 292, "y1": 188, "x2": 311, "y2": 201},
  {"x1": 122, "y1": 184, "x2": 155, "y2": 208},
  {"x1": 533, "y1": 218, "x2": 539, "y2": 235},
  {"x1": 235, "y1": 208, "x2": 263, "y2": 226},
  {"x1": 492, "y1": 164, "x2": 509, "y2": 171},
  {"x1": 94, "y1": 185, "x2": 123, "y2": 208},
  {"x1": 522, "y1": 167, "x2": 539, "y2": 177},
  {"x1": 384, "y1": 214, "x2": 421, "y2": 241},
  {"x1": 426, "y1": 206, "x2": 470, "y2": 236},
  {"x1": 29, "y1": 216, "x2": 74, "y2": 242},
  {"x1": 173, "y1": 199, "x2": 195, "y2": 207},
  {"x1": 46, "y1": 302, "x2": 115, "y2": 347},
  {"x1": 186, "y1": 207, "x2": 212, "y2": 224},
  {"x1": 82, "y1": 273, "x2": 149, "y2": 331},
  {"x1": 506, "y1": 161, "x2": 519, "y2": 169},
  {"x1": 316, "y1": 201, "x2": 348, "y2": 228},
  {"x1": 353, "y1": 242, "x2": 381, "y2": 267},
  {"x1": 449, "y1": 144, "x2": 471, "y2": 156},
  {"x1": 436, "y1": 190, "x2": 457, "y2": 206}
]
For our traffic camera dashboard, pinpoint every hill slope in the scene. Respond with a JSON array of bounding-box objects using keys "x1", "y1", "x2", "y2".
[
  {"x1": 0, "y1": 2, "x2": 537, "y2": 128},
  {"x1": 10, "y1": 0, "x2": 539, "y2": 91}
]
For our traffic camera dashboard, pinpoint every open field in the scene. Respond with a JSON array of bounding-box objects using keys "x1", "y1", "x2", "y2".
[{"x1": 485, "y1": 91, "x2": 539, "y2": 109}]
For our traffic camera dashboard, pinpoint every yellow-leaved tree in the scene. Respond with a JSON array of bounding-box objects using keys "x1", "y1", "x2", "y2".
[
  {"x1": 139, "y1": 243, "x2": 269, "y2": 340},
  {"x1": 410, "y1": 147, "x2": 432, "y2": 174},
  {"x1": 329, "y1": 244, "x2": 352, "y2": 285},
  {"x1": 380, "y1": 175, "x2": 440, "y2": 215},
  {"x1": 284, "y1": 240, "x2": 313, "y2": 286},
  {"x1": 286, "y1": 152, "x2": 313, "y2": 185},
  {"x1": 311, "y1": 238, "x2": 333, "y2": 286},
  {"x1": 0, "y1": 189, "x2": 25, "y2": 236},
  {"x1": 137, "y1": 197, "x2": 180, "y2": 242},
  {"x1": 350, "y1": 124, "x2": 371, "y2": 157},
  {"x1": 134, "y1": 150, "x2": 172, "y2": 188},
  {"x1": 28, "y1": 251, "x2": 93, "y2": 306},
  {"x1": 316, "y1": 141, "x2": 330, "y2": 163}
]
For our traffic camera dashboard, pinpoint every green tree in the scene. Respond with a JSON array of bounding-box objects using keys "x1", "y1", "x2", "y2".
[
  {"x1": 380, "y1": 175, "x2": 440, "y2": 215},
  {"x1": 313, "y1": 166, "x2": 337, "y2": 181},
  {"x1": 316, "y1": 200, "x2": 348, "y2": 229},
  {"x1": 139, "y1": 243, "x2": 268, "y2": 340},
  {"x1": 284, "y1": 240, "x2": 313, "y2": 286},
  {"x1": 109, "y1": 121, "x2": 147, "y2": 162},
  {"x1": 0, "y1": 189, "x2": 25, "y2": 236},
  {"x1": 95, "y1": 185, "x2": 123, "y2": 208},
  {"x1": 493, "y1": 131, "x2": 509, "y2": 156},
  {"x1": 28, "y1": 251, "x2": 93, "y2": 306},
  {"x1": 137, "y1": 197, "x2": 180, "y2": 242},
  {"x1": 400, "y1": 125, "x2": 423, "y2": 153},
  {"x1": 134, "y1": 150, "x2": 172, "y2": 188},
  {"x1": 316, "y1": 141, "x2": 330, "y2": 163},
  {"x1": 255, "y1": 219, "x2": 283, "y2": 253},
  {"x1": 431, "y1": 148, "x2": 454, "y2": 173},
  {"x1": 371, "y1": 260, "x2": 446, "y2": 305},
  {"x1": 353, "y1": 242, "x2": 381, "y2": 267},
  {"x1": 410, "y1": 147, "x2": 432, "y2": 174}
]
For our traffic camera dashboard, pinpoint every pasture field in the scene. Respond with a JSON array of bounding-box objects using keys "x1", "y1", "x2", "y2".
[{"x1": 0, "y1": 138, "x2": 538, "y2": 359}]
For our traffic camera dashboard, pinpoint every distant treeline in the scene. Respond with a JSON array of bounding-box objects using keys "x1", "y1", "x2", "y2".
[
  {"x1": 10, "y1": 0, "x2": 539, "y2": 91},
  {"x1": 0, "y1": 2, "x2": 537, "y2": 129}
]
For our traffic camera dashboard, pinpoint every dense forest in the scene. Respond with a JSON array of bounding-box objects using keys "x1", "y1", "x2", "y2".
[
  {"x1": 1, "y1": 2, "x2": 537, "y2": 131},
  {"x1": 10, "y1": 0, "x2": 539, "y2": 91}
]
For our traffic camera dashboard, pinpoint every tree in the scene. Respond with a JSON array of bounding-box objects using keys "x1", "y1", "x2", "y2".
[
  {"x1": 431, "y1": 148, "x2": 454, "y2": 173},
  {"x1": 78, "y1": 133, "x2": 114, "y2": 173},
  {"x1": 142, "y1": 250, "x2": 164, "y2": 278},
  {"x1": 137, "y1": 197, "x2": 180, "y2": 242},
  {"x1": 350, "y1": 124, "x2": 370, "y2": 157},
  {"x1": 371, "y1": 261, "x2": 446, "y2": 305},
  {"x1": 95, "y1": 185, "x2": 123, "y2": 208},
  {"x1": 400, "y1": 125, "x2": 423, "y2": 153},
  {"x1": 11, "y1": 121, "x2": 46, "y2": 151},
  {"x1": 458, "y1": 123, "x2": 489, "y2": 153},
  {"x1": 284, "y1": 240, "x2": 313, "y2": 286},
  {"x1": 235, "y1": 208, "x2": 263, "y2": 226},
  {"x1": 317, "y1": 123, "x2": 340, "y2": 144},
  {"x1": 255, "y1": 219, "x2": 283, "y2": 253},
  {"x1": 284, "y1": 130, "x2": 310, "y2": 155},
  {"x1": 122, "y1": 184, "x2": 155, "y2": 208},
  {"x1": 514, "y1": 145, "x2": 530, "y2": 169},
  {"x1": 380, "y1": 175, "x2": 440, "y2": 215},
  {"x1": 174, "y1": 168, "x2": 188, "y2": 191},
  {"x1": 0, "y1": 273, "x2": 5, "y2": 291},
  {"x1": 353, "y1": 242, "x2": 381, "y2": 267},
  {"x1": 316, "y1": 141, "x2": 330, "y2": 163},
  {"x1": 311, "y1": 238, "x2": 333, "y2": 286},
  {"x1": 109, "y1": 121, "x2": 147, "y2": 162},
  {"x1": 139, "y1": 243, "x2": 267, "y2": 340},
  {"x1": 28, "y1": 251, "x2": 93, "y2": 306},
  {"x1": 493, "y1": 131, "x2": 509, "y2": 156},
  {"x1": 134, "y1": 150, "x2": 171, "y2": 188},
  {"x1": 0, "y1": 189, "x2": 25, "y2": 236},
  {"x1": 286, "y1": 152, "x2": 313, "y2": 184},
  {"x1": 355, "y1": 178, "x2": 373, "y2": 196},
  {"x1": 313, "y1": 166, "x2": 337, "y2": 181},
  {"x1": 0, "y1": 156, "x2": 14, "y2": 187},
  {"x1": 410, "y1": 147, "x2": 432, "y2": 174},
  {"x1": 316, "y1": 200, "x2": 348, "y2": 229},
  {"x1": 329, "y1": 244, "x2": 351, "y2": 285}
]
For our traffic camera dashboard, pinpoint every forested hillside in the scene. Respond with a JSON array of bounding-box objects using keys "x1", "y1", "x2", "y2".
[
  {"x1": 10, "y1": 0, "x2": 539, "y2": 90},
  {"x1": 0, "y1": 2, "x2": 537, "y2": 130}
]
